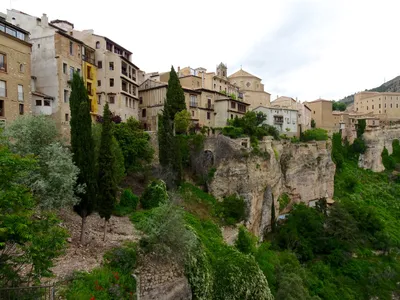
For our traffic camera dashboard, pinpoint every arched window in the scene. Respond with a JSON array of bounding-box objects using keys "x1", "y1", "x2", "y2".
[{"x1": 96, "y1": 41, "x2": 100, "y2": 49}]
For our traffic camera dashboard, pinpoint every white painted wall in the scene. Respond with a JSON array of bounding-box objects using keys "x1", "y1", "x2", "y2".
[{"x1": 253, "y1": 106, "x2": 298, "y2": 136}]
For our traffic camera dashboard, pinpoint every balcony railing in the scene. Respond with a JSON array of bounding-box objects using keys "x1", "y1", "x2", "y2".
[
  {"x1": 0, "y1": 88, "x2": 6, "y2": 97},
  {"x1": 274, "y1": 119, "x2": 284, "y2": 125},
  {"x1": 82, "y1": 55, "x2": 96, "y2": 65},
  {"x1": 122, "y1": 69, "x2": 128, "y2": 76},
  {"x1": 207, "y1": 103, "x2": 214, "y2": 109},
  {"x1": 0, "y1": 62, "x2": 6, "y2": 72}
]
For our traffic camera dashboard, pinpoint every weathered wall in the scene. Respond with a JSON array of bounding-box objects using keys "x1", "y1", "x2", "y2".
[
  {"x1": 359, "y1": 126, "x2": 400, "y2": 172},
  {"x1": 206, "y1": 135, "x2": 335, "y2": 237}
]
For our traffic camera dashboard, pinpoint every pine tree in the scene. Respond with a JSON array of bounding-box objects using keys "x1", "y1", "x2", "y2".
[
  {"x1": 165, "y1": 66, "x2": 186, "y2": 121},
  {"x1": 69, "y1": 72, "x2": 97, "y2": 244},
  {"x1": 97, "y1": 103, "x2": 117, "y2": 240}
]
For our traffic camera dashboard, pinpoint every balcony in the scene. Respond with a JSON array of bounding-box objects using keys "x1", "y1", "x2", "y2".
[
  {"x1": 82, "y1": 55, "x2": 96, "y2": 66},
  {"x1": 87, "y1": 88, "x2": 93, "y2": 96},
  {"x1": 87, "y1": 71, "x2": 94, "y2": 80},
  {"x1": 122, "y1": 69, "x2": 128, "y2": 77},
  {"x1": 206, "y1": 103, "x2": 214, "y2": 110},
  {"x1": 273, "y1": 117, "x2": 284, "y2": 125},
  {"x1": 0, "y1": 88, "x2": 6, "y2": 97}
]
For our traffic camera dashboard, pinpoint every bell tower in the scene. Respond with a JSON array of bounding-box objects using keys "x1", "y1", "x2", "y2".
[{"x1": 216, "y1": 62, "x2": 227, "y2": 78}]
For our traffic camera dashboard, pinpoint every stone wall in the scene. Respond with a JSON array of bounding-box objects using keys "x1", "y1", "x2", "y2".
[
  {"x1": 207, "y1": 135, "x2": 335, "y2": 237},
  {"x1": 359, "y1": 126, "x2": 400, "y2": 172}
]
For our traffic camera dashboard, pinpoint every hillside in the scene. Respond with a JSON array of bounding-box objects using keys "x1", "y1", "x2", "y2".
[{"x1": 339, "y1": 75, "x2": 400, "y2": 105}]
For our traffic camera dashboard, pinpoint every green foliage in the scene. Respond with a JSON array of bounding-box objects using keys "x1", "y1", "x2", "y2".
[
  {"x1": 311, "y1": 119, "x2": 316, "y2": 128},
  {"x1": 352, "y1": 137, "x2": 367, "y2": 155},
  {"x1": 165, "y1": 66, "x2": 186, "y2": 121},
  {"x1": 332, "y1": 101, "x2": 346, "y2": 111},
  {"x1": 382, "y1": 146, "x2": 395, "y2": 170},
  {"x1": 174, "y1": 110, "x2": 191, "y2": 135},
  {"x1": 331, "y1": 132, "x2": 345, "y2": 168},
  {"x1": 66, "y1": 243, "x2": 137, "y2": 299},
  {"x1": 114, "y1": 189, "x2": 139, "y2": 216},
  {"x1": 235, "y1": 226, "x2": 258, "y2": 255},
  {"x1": 301, "y1": 128, "x2": 328, "y2": 142},
  {"x1": 2, "y1": 115, "x2": 81, "y2": 210},
  {"x1": 140, "y1": 180, "x2": 169, "y2": 209},
  {"x1": 113, "y1": 117, "x2": 153, "y2": 173},
  {"x1": 229, "y1": 93, "x2": 237, "y2": 100},
  {"x1": 97, "y1": 103, "x2": 117, "y2": 222},
  {"x1": 278, "y1": 193, "x2": 290, "y2": 212},
  {"x1": 221, "y1": 126, "x2": 244, "y2": 139},
  {"x1": 217, "y1": 194, "x2": 246, "y2": 225},
  {"x1": 0, "y1": 146, "x2": 68, "y2": 286},
  {"x1": 357, "y1": 119, "x2": 366, "y2": 138},
  {"x1": 69, "y1": 72, "x2": 97, "y2": 221}
]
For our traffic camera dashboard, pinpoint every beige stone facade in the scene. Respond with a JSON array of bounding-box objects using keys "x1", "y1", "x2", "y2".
[
  {"x1": 354, "y1": 91, "x2": 400, "y2": 121},
  {"x1": 0, "y1": 17, "x2": 32, "y2": 127},
  {"x1": 305, "y1": 99, "x2": 338, "y2": 134},
  {"x1": 228, "y1": 69, "x2": 271, "y2": 109}
]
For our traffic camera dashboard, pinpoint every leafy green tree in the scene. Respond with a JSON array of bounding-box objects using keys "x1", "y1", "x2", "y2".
[
  {"x1": 235, "y1": 226, "x2": 258, "y2": 255},
  {"x1": 332, "y1": 132, "x2": 344, "y2": 169},
  {"x1": 311, "y1": 119, "x2": 316, "y2": 128},
  {"x1": 356, "y1": 119, "x2": 366, "y2": 138},
  {"x1": 140, "y1": 180, "x2": 169, "y2": 209},
  {"x1": 332, "y1": 101, "x2": 346, "y2": 111},
  {"x1": 0, "y1": 146, "x2": 68, "y2": 286},
  {"x1": 114, "y1": 117, "x2": 153, "y2": 173},
  {"x1": 92, "y1": 123, "x2": 125, "y2": 184},
  {"x1": 301, "y1": 128, "x2": 328, "y2": 142},
  {"x1": 174, "y1": 110, "x2": 191, "y2": 135},
  {"x1": 97, "y1": 103, "x2": 117, "y2": 241},
  {"x1": 69, "y1": 72, "x2": 97, "y2": 243},
  {"x1": 382, "y1": 146, "x2": 395, "y2": 170},
  {"x1": 2, "y1": 115, "x2": 81, "y2": 210}
]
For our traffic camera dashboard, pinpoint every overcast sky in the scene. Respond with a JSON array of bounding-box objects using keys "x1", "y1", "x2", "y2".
[{"x1": 2, "y1": 0, "x2": 400, "y2": 101}]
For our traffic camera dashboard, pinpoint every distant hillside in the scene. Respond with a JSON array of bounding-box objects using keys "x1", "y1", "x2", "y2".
[{"x1": 339, "y1": 75, "x2": 400, "y2": 105}]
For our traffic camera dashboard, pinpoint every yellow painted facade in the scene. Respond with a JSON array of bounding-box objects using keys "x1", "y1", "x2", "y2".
[{"x1": 82, "y1": 45, "x2": 97, "y2": 118}]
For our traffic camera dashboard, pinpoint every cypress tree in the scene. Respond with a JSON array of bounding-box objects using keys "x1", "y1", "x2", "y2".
[
  {"x1": 165, "y1": 66, "x2": 186, "y2": 121},
  {"x1": 69, "y1": 72, "x2": 97, "y2": 244},
  {"x1": 97, "y1": 103, "x2": 117, "y2": 241}
]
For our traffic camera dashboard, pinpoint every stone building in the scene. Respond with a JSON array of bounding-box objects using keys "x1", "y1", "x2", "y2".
[
  {"x1": 305, "y1": 99, "x2": 338, "y2": 134},
  {"x1": 354, "y1": 91, "x2": 400, "y2": 121},
  {"x1": 271, "y1": 96, "x2": 312, "y2": 133},
  {"x1": 253, "y1": 106, "x2": 298, "y2": 136},
  {"x1": 228, "y1": 68, "x2": 271, "y2": 109},
  {"x1": 0, "y1": 15, "x2": 32, "y2": 127}
]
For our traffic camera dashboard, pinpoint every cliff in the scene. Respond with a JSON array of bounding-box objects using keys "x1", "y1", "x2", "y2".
[
  {"x1": 359, "y1": 126, "x2": 400, "y2": 172},
  {"x1": 204, "y1": 135, "x2": 335, "y2": 237}
]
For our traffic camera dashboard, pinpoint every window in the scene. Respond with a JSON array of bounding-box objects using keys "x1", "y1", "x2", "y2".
[
  {"x1": 214, "y1": 84, "x2": 216, "y2": 89},
  {"x1": 0, "y1": 80, "x2": 6, "y2": 97},
  {"x1": 98, "y1": 80, "x2": 101, "y2": 87},
  {"x1": 190, "y1": 95, "x2": 197, "y2": 107},
  {"x1": 64, "y1": 89, "x2": 68, "y2": 103},
  {"x1": 391, "y1": 103, "x2": 393, "y2": 108},
  {"x1": 6, "y1": 27, "x2": 16, "y2": 37},
  {"x1": 231, "y1": 114, "x2": 234, "y2": 119},
  {"x1": 219, "y1": 86, "x2": 221, "y2": 91},
  {"x1": 372, "y1": 105, "x2": 374, "y2": 109},
  {"x1": 96, "y1": 41, "x2": 100, "y2": 49},
  {"x1": 313, "y1": 111, "x2": 315, "y2": 114},
  {"x1": 97, "y1": 95, "x2": 101, "y2": 105},
  {"x1": 109, "y1": 62, "x2": 114, "y2": 71},
  {"x1": 238, "y1": 104, "x2": 246, "y2": 113},
  {"x1": 38, "y1": 44, "x2": 40, "y2": 49},
  {"x1": 18, "y1": 85, "x2": 23, "y2": 101},
  {"x1": 142, "y1": 109, "x2": 146, "y2": 118},
  {"x1": 231, "y1": 102, "x2": 236, "y2": 109},
  {"x1": 110, "y1": 78, "x2": 114, "y2": 87},
  {"x1": 379, "y1": 104, "x2": 381, "y2": 108},
  {"x1": 44, "y1": 100, "x2": 51, "y2": 106},
  {"x1": 125, "y1": 97, "x2": 128, "y2": 107},
  {"x1": 0, "y1": 100, "x2": 4, "y2": 117},
  {"x1": 36, "y1": 100, "x2": 42, "y2": 106},
  {"x1": 106, "y1": 42, "x2": 112, "y2": 51},
  {"x1": 0, "y1": 53, "x2": 5, "y2": 72},
  {"x1": 397, "y1": 104, "x2": 399, "y2": 108},
  {"x1": 385, "y1": 103, "x2": 387, "y2": 108},
  {"x1": 19, "y1": 104, "x2": 24, "y2": 115},
  {"x1": 69, "y1": 41, "x2": 73, "y2": 55},
  {"x1": 207, "y1": 112, "x2": 211, "y2": 120},
  {"x1": 98, "y1": 61, "x2": 102, "y2": 69},
  {"x1": 19, "y1": 64, "x2": 24, "y2": 73},
  {"x1": 65, "y1": 113, "x2": 69, "y2": 121},
  {"x1": 132, "y1": 100, "x2": 135, "y2": 108},
  {"x1": 139, "y1": 97, "x2": 143, "y2": 104},
  {"x1": 109, "y1": 95, "x2": 115, "y2": 104},
  {"x1": 69, "y1": 66, "x2": 74, "y2": 80},
  {"x1": 63, "y1": 63, "x2": 67, "y2": 74}
]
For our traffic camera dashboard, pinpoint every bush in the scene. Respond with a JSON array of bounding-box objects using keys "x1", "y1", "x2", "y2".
[
  {"x1": 301, "y1": 128, "x2": 328, "y2": 142},
  {"x1": 352, "y1": 137, "x2": 366, "y2": 154},
  {"x1": 104, "y1": 242, "x2": 137, "y2": 274},
  {"x1": 140, "y1": 180, "x2": 169, "y2": 209},
  {"x1": 113, "y1": 189, "x2": 139, "y2": 216},
  {"x1": 217, "y1": 194, "x2": 246, "y2": 225},
  {"x1": 278, "y1": 193, "x2": 290, "y2": 212},
  {"x1": 235, "y1": 226, "x2": 258, "y2": 255},
  {"x1": 382, "y1": 146, "x2": 395, "y2": 170},
  {"x1": 221, "y1": 126, "x2": 244, "y2": 139}
]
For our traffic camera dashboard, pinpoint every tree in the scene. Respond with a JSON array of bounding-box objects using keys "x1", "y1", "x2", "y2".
[
  {"x1": 69, "y1": 72, "x2": 97, "y2": 244},
  {"x1": 332, "y1": 101, "x2": 346, "y2": 112},
  {"x1": 332, "y1": 132, "x2": 344, "y2": 169},
  {"x1": 235, "y1": 226, "x2": 257, "y2": 255},
  {"x1": 165, "y1": 66, "x2": 186, "y2": 120},
  {"x1": 311, "y1": 119, "x2": 316, "y2": 128},
  {"x1": 2, "y1": 115, "x2": 81, "y2": 210},
  {"x1": 97, "y1": 103, "x2": 117, "y2": 241},
  {"x1": 301, "y1": 128, "x2": 328, "y2": 142},
  {"x1": 0, "y1": 146, "x2": 68, "y2": 286},
  {"x1": 174, "y1": 110, "x2": 191, "y2": 135}
]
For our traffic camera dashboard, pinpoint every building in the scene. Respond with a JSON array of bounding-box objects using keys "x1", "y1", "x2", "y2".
[
  {"x1": 0, "y1": 15, "x2": 32, "y2": 127},
  {"x1": 354, "y1": 91, "x2": 400, "y2": 121},
  {"x1": 81, "y1": 43, "x2": 97, "y2": 118},
  {"x1": 72, "y1": 30, "x2": 140, "y2": 121},
  {"x1": 271, "y1": 96, "x2": 312, "y2": 133},
  {"x1": 228, "y1": 68, "x2": 271, "y2": 109},
  {"x1": 305, "y1": 99, "x2": 337, "y2": 134},
  {"x1": 253, "y1": 106, "x2": 298, "y2": 136},
  {"x1": 31, "y1": 76, "x2": 54, "y2": 115}
]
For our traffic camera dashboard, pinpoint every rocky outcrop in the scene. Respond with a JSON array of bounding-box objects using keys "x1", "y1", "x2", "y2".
[
  {"x1": 359, "y1": 126, "x2": 400, "y2": 172},
  {"x1": 205, "y1": 135, "x2": 335, "y2": 237}
]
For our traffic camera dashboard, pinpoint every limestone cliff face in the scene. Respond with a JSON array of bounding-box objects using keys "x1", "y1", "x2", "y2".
[
  {"x1": 205, "y1": 136, "x2": 335, "y2": 237},
  {"x1": 359, "y1": 126, "x2": 400, "y2": 172}
]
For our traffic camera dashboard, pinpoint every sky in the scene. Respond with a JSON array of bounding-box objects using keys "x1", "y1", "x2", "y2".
[{"x1": 2, "y1": 0, "x2": 400, "y2": 101}]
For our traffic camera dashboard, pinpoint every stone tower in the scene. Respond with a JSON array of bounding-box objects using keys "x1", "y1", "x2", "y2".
[{"x1": 217, "y1": 62, "x2": 227, "y2": 78}]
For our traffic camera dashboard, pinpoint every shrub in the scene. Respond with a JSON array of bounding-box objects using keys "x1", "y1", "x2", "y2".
[
  {"x1": 140, "y1": 180, "x2": 168, "y2": 209},
  {"x1": 104, "y1": 242, "x2": 137, "y2": 274},
  {"x1": 217, "y1": 194, "x2": 246, "y2": 225},
  {"x1": 221, "y1": 126, "x2": 244, "y2": 139},
  {"x1": 301, "y1": 128, "x2": 328, "y2": 142},
  {"x1": 235, "y1": 226, "x2": 258, "y2": 255},
  {"x1": 382, "y1": 146, "x2": 395, "y2": 170},
  {"x1": 113, "y1": 189, "x2": 139, "y2": 216},
  {"x1": 352, "y1": 137, "x2": 366, "y2": 154},
  {"x1": 278, "y1": 193, "x2": 290, "y2": 212}
]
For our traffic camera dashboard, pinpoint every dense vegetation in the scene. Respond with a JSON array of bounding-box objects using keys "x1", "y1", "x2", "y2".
[
  {"x1": 332, "y1": 100, "x2": 346, "y2": 111},
  {"x1": 300, "y1": 128, "x2": 328, "y2": 142}
]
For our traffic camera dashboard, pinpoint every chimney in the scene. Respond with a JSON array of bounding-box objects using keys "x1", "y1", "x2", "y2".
[{"x1": 41, "y1": 13, "x2": 48, "y2": 27}]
